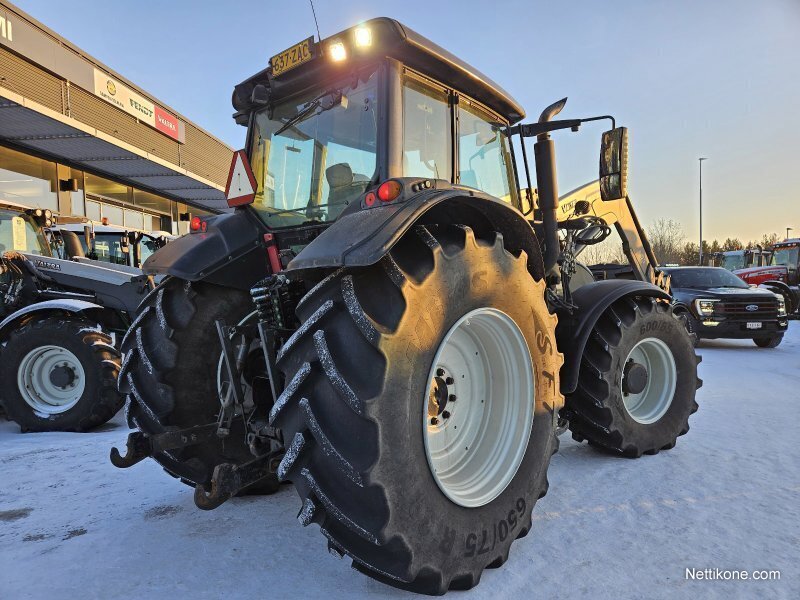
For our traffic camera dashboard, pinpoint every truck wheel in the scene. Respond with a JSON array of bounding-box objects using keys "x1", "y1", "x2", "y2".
[
  {"x1": 118, "y1": 277, "x2": 279, "y2": 493},
  {"x1": 674, "y1": 308, "x2": 699, "y2": 347},
  {"x1": 753, "y1": 334, "x2": 783, "y2": 348},
  {"x1": 272, "y1": 225, "x2": 563, "y2": 594},
  {"x1": 0, "y1": 316, "x2": 123, "y2": 432},
  {"x1": 563, "y1": 297, "x2": 700, "y2": 457}
]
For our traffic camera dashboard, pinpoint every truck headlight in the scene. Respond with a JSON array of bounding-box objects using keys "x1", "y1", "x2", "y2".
[
  {"x1": 694, "y1": 299, "x2": 718, "y2": 316},
  {"x1": 777, "y1": 297, "x2": 787, "y2": 317}
]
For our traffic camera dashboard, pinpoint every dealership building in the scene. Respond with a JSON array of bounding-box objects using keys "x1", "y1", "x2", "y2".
[{"x1": 0, "y1": 1, "x2": 232, "y2": 233}]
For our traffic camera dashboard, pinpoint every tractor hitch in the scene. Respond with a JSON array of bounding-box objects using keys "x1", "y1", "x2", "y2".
[
  {"x1": 193, "y1": 453, "x2": 282, "y2": 510},
  {"x1": 110, "y1": 423, "x2": 218, "y2": 468}
]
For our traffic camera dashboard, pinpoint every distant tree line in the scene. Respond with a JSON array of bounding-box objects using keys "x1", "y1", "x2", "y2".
[{"x1": 579, "y1": 218, "x2": 783, "y2": 266}]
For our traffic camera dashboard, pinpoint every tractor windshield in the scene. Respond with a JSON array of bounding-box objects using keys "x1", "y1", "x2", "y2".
[
  {"x1": 0, "y1": 209, "x2": 50, "y2": 256},
  {"x1": 719, "y1": 253, "x2": 744, "y2": 270},
  {"x1": 771, "y1": 245, "x2": 799, "y2": 268},
  {"x1": 249, "y1": 71, "x2": 379, "y2": 228}
]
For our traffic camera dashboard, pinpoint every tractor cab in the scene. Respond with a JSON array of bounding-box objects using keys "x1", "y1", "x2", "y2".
[{"x1": 232, "y1": 18, "x2": 523, "y2": 231}]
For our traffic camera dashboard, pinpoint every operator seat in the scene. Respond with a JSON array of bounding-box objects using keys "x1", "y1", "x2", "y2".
[{"x1": 326, "y1": 163, "x2": 369, "y2": 207}]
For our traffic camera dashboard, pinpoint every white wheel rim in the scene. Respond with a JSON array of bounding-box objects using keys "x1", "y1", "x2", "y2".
[
  {"x1": 423, "y1": 308, "x2": 534, "y2": 508},
  {"x1": 17, "y1": 345, "x2": 86, "y2": 415},
  {"x1": 622, "y1": 337, "x2": 677, "y2": 424}
]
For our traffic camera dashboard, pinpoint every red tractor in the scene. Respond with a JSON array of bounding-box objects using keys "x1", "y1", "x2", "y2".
[{"x1": 734, "y1": 238, "x2": 800, "y2": 316}]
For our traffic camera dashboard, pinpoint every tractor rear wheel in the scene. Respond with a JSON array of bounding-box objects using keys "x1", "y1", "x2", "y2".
[
  {"x1": 563, "y1": 296, "x2": 700, "y2": 457},
  {"x1": 272, "y1": 224, "x2": 563, "y2": 594},
  {"x1": 118, "y1": 277, "x2": 279, "y2": 493}
]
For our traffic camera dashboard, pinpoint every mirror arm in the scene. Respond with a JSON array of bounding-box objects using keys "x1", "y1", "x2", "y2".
[{"x1": 508, "y1": 115, "x2": 616, "y2": 139}]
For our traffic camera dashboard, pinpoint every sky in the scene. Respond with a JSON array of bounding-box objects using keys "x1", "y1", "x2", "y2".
[{"x1": 12, "y1": 0, "x2": 800, "y2": 243}]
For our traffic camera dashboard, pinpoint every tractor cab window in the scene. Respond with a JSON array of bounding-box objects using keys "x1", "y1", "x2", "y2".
[
  {"x1": 402, "y1": 76, "x2": 452, "y2": 181},
  {"x1": 0, "y1": 209, "x2": 50, "y2": 256},
  {"x1": 771, "y1": 246, "x2": 799, "y2": 269},
  {"x1": 249, "y1": 70, "x2": 379, "y2": 228},
  {"x1": 457, "y1": 101, "x2": 515, "y2": 203}
]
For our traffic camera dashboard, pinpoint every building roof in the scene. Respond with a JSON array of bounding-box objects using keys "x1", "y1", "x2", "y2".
[{"x1": 0, "y1": 1, "x2": 232, "y2": 212}]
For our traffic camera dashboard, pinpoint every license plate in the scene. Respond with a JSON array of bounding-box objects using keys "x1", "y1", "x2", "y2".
[
  {"x1": 271, "y1": 37, "x2": 314, "y2": 76},
  {"x1": 746, "y1": 322, "x2": 762, "y2": 330}
]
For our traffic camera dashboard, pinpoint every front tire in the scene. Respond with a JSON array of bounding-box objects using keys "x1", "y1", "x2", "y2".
[
  {"x1": 753, "y1": 334, "x2": 783, "y2": 348},
  {"x1": 272, "y1": 225, "x2": 563, "y2": 594},
  {"x1": 0, "y1": 317, "x2": 123, "y2": 432},
  {"x1": 563, "y1": 297, "x2": 701, "y2": 457}
]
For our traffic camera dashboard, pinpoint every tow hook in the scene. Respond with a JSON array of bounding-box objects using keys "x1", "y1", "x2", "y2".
[
  {"x1": 193, "y1": 453, "x2": 282, "y2": 510},
  {"x1": 110, "y1": 423, "x2": 218, "y2": 468}
]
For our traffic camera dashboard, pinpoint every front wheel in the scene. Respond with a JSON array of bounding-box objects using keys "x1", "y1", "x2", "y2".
[
  {"x1": 753, "y1": 334, "x2": 783, "y2": 348},
  {"x1": 0, "y1": 316, "x2": 123, "y2": 432},
  {"x1": 563, "y1": 296, "x2": 701, "y2": 457},
  {"x1": 272, "y1": 225, "x2": 563, "y2": 594}
]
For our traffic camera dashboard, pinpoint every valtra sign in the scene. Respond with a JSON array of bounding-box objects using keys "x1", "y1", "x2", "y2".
[{"x1": 92, "y1": 69, "x2": 182, "y2": 142}]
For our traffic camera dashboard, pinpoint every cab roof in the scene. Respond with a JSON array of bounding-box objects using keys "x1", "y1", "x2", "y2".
[{"x1": 234, "y1": 17, "x2": 525, "y2": 124}]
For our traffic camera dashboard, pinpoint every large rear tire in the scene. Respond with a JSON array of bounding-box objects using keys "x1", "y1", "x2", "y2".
[
  {"x1": 0, "y1": 316, "x2": 123, "y2": 432},
  {"x1": 118, "y1": 277, "x2": 279, "y2": 492},
  {"x1": 272, "y1": 225, "x2": 563, "y2": 594},
  {"x1": 563, "y1": 296, "x2": 700, "y2": 457}
]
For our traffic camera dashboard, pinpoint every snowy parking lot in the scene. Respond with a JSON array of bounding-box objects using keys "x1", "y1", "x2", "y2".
[{"x1": 1, "y1": 324, "x2": 798, "y2": 599}]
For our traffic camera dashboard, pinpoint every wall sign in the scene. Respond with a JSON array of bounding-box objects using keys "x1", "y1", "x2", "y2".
[{"x1": 92, "y1": 69, "x2": 181, "y2": 142}]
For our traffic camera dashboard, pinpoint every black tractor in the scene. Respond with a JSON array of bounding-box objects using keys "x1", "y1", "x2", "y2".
[
  {"x1": 112, "y1": 18, "x2": 700, "y2": 594},
  {"x1": 0, "y1": 201, "x2": 152, "y2": 432}
]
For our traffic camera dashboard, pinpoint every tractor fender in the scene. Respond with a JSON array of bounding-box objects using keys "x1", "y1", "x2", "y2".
[
  {"x1": 288, "y1": 183, "x2": 545, "y2": 277},
  {"x1": 142, "y1": 210, "x2": 270, "y2": 290},
  {"x1": 0, "y1": 299, "x2": 104, "y2": 341},
  {"x1": 556, "y1": 279, "x2": 672, "y2": 395},
  {"x1": 758, "y1": 280, "x2": 795, "y2": 313}
]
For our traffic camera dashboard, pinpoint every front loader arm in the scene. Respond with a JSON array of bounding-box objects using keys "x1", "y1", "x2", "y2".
[{"x1": 557, "y1": 181, "x2": 663, "y2": 286}]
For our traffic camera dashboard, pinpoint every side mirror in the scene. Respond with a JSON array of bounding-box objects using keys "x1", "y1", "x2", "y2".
[
  {"x1": 599, "y1": 127, "x2": 629, "y2": 201},
  {"x1": 83, "y1": 225, "x2": 92, "y2": 249}
]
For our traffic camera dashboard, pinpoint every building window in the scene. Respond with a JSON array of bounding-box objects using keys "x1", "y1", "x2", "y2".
[
  {"x1": 0, "y1": 145, "x2": 58, "y2": 211},
  {"x1": 85, "y1": 173, "x2": 130, "y2": 204}
]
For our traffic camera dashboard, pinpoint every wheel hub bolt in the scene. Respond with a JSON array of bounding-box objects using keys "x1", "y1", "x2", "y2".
[
  {"x1": 430, "y1": 417, "x2": 439, "y2": 425},
  {"x1": 445, "y1": 377, "x2": 454, "y2": 385},
  {"x1": 442, "y1": 411, "x2": 451, "y2": 419},
  {"x1": 436, "y1": 368, "x2": 445, "y2": 377},
  {"x1": 449, "y1": 394, "x2": 457, "y2": 402}
]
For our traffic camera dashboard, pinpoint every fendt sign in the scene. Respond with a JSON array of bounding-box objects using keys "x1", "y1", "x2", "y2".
[{"x1": 92, "y1": 69, "x2": 181, "y2": 141}]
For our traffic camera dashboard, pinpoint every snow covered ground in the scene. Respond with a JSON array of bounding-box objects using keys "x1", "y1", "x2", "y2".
[{"x1": 1, "y1": 325, "x2": 798, "y2": 599}]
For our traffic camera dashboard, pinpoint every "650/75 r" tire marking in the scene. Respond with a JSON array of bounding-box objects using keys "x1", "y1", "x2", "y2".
[{"x1": 463, "y1": 498, "x2": 526, "y2": 557}]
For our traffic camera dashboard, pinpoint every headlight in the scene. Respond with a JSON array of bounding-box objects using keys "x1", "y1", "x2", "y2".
[
  {"x1": 694, "y1": 299, "x2": 718, "y2": 316},
  {"x1": 777, "y1": 297, "x2": 787, "y2": 317},
  {"x1": 354, "y1": 26, "x2": 372, "y2": 48},
  {"x1": 328, "y1": 40, "x2": 347, "y2": 62}
]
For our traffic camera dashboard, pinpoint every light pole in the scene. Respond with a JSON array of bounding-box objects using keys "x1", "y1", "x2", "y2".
[
  {"x1": 787, "y1": 227, "x2": 793, "y2": 240},
  {"x1": 699, "y1": 157, "x2": 708, "y2": 265}
]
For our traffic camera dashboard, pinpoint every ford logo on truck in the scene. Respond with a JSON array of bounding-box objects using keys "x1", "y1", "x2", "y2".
[{"x1": 745, "y1": 304, "x2": 759, "y2": 312}]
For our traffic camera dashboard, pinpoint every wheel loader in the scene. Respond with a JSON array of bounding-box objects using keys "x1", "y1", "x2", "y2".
[{"x1": 111, "y1": 18, "x2": 700, "y2": 594}]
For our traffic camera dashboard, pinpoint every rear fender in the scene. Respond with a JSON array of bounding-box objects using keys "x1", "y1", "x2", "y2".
[
  {"x1": 556, "y1": 280, "x2": 672, "y2": 395},
  {"x1": 0, "y1": 299, "x2": 104, "y2": 341},
  {"x1": 142, "y1": 210, "x2": 270, "y2": 290},
  {"x1": 287, "y1": 182, "x2": 545, "y2": 277}
]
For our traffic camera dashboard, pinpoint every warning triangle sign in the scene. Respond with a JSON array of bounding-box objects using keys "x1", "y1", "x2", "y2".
[{"x1": 225, "y1": 150, "x2": 258, "y2": 207}]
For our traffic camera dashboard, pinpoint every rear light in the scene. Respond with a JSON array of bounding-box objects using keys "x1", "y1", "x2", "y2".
[
  {"x1": 364, "y1": 191, "x2": 377, "y2": 207},
  {"x1": 377, "y1": 180, "x2": 402, "y2": 202},
  {"x1": 190, "y1": 216, "x2": 201, "y2": 232}
]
